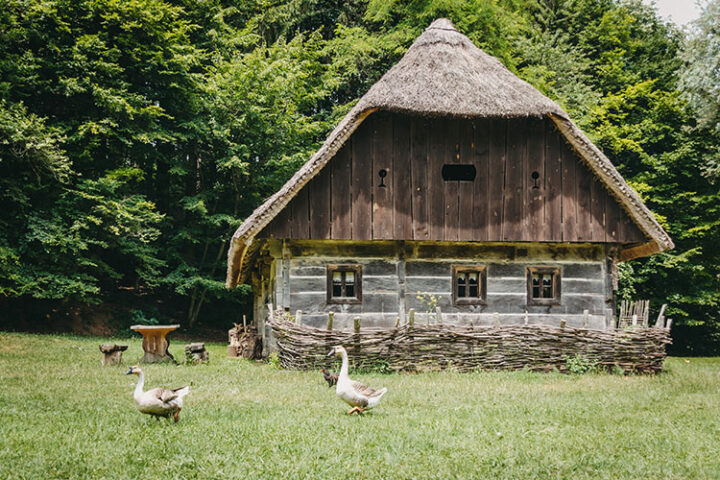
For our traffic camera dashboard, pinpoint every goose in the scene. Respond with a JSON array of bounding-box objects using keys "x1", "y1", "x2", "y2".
[
  {"x1": 327, "y1": 346, "x2": 387, "y2": 414},
  {"x1": 125, "y1": 366, "x2": 190, "y2": 422}
]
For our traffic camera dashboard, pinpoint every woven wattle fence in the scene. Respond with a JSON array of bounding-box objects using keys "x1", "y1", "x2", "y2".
[{"x1": 270, "y1": 319, "x2": 672, "y2": 374}]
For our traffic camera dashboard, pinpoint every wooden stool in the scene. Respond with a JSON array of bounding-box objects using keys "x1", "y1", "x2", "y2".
[
  {"x1": 130, "y1": 324, "x2": 179, "y2": 363},
  {"x1": 99, "y1": 344, "x2": 128, "y2": 366},
  {"x1": 185, "y1": 343, "x2": 209, "y2": 364}
]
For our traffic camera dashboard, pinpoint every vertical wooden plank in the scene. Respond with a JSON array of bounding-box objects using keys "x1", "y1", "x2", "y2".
[
  {"x1": 471, "y1": 118, "x2": 489, "y2": 242},
  {"x1": 615, "y1": 203, "x2": 629, "y2": 242},
  {"x1": 373, "y1": 112, "x2": 394, "y2": 239},
  {"x1": 331, "y1": 143, "x2": 352, "y2": 239},
  {"x1": 410, "y1": 117, "x2": 429, "y2": 240},
  {"x1": 576, "y1": 160, "x2": 593, "y2": 241},
  {"x1": 561, "y1": 136, "x2": 577, "y2": 241},
  {"x1": 487, "y1": 119, "x2": 506, "y2": 241},
  {"x1": 619, "y1": 211, "x2": 646, "y2": 242},
  {"x1": 527, "y1": 117, "x2": 545, "y2": 241},
  {"x1": 351, "y1": 116, "x2": 373, "y2": 240},
  {"x1": 605, "y1": 193, "x2": 621, "y2": 242},
  {"x1": 427, "y1": 118, "x2": 446, "y2": 240},
  {"x1": 590, "y1": 176, "x2": 605, "y2": 241},
  {"x1": 290, "y1": 189, "x2": 309, "y2": 239},
  {"x1": 544, "y1": 121, "x2": 563, "y2": 241},
  {"x1": 458, "y1": 119, "x2": 476, "y2": 241},
  {"x1": 503, "y1": 118, "x2": 526, "y2": 241},
  {"x1": 266, "y1": 205, "x2": 291, "y2": 238},
  {"x1": 393, "y1": 115, "x2": 412, "y2": 239},
  {"x1": 444, "y1": 118, "x2": 459, "y2": 241},
  {"x1": 308, "y1": 166, "x2": 331, "y2": 239}
]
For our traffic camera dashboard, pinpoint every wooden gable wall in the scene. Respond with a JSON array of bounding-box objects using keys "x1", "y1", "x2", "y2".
[{"x1": 260, "y1": 111, "x2": 645, "y2": 244}]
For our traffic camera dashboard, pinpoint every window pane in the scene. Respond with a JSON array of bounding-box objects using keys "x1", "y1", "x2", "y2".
[
  {"x1": 542, "y1": 276, "x2": 552, "y2": 298},
  {"x1": 345, "y1": 284, "x2": 355, "y2": 297},
  {"x1": 457, "y1": 274, "x2": 466, "y2": 285},
  {"x1": 345, "y1": 271, "x2": 354, "y2": 284},
  {"x1": 458, "y1": 285, "x2": 466, "y2": 297},
  {"x1": 332, "y1": 272, "x2": 342, "y2": 284},
  {"x1": 469, "y1": 285, "x2": 478, "y2": 297},
  {"x1": 333, "y1": 284, "x2": 342, "y2": 297},
  {"x1": 533, "y1": 285, "x2": 540, "y2": 298},
  {"x1": 468, "y1": 272, "x2": 478, "y2": 285}
]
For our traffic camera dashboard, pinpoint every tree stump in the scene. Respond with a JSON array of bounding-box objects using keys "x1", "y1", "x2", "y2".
[
  {"x1": 99, "y1": 344, "x2": 128, "y2": 366},
  {"x1": 185, "y1": 343, "x2": 209, "y2": 364},
  {"x1": 228, "y1": 323, "x2": 262, "y2": 359}
]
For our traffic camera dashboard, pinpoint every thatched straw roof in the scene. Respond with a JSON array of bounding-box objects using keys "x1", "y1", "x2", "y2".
[{"x1": 226, "y1": 18, "x2": 673, "y2": 288}]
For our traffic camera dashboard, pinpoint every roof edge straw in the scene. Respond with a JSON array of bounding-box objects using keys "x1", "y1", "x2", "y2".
[
  {"x1": 547, "y1": 114, "x2": 674, "y2": 259},
  {"x1": 225, "y1": 18, "x2": 673, "y2": 288}
]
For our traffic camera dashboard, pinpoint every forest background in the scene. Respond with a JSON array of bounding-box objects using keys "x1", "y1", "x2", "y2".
[{"x1": 1, "y1": 0, "x2": 718, "y2": 353}]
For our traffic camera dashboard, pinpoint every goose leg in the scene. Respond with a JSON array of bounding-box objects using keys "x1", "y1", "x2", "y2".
[
  {"x1": 347, "y1": 407, "x2": 360, "y2": 415},
  {"x1": 174, "y1": 407, "x2": 181, "y2": 423}
]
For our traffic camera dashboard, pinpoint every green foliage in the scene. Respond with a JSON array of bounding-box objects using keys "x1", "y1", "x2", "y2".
[
  {"x1": 0, "y1": 0, "x2": 718, "y2": 353},
  {"x1": 267, "y1": 352, "x2": 282, "y2": 369},
  {"x1": 564, "y1": 354, "x2": 598, "y2": 374},
  {"x1": 416, "y1": 291, "x2": 442, "y2": 323}
]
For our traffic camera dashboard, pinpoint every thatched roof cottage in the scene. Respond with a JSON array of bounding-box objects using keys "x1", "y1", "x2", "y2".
[{"x1": 226, "y1": 19, "x2": 672, "y2": 350}]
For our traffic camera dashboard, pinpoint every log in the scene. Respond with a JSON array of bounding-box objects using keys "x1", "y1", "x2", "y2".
[{"x1": 185, "y1": 343, "x2": 209, "y2": 364}]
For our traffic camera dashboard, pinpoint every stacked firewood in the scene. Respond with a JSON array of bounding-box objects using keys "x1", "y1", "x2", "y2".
[{"x1": 270, "y1": 319, "x2": 672, "y2": 374}]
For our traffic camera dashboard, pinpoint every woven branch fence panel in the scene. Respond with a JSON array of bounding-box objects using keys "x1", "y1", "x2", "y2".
[{"x1": 270, "y1": 320, "x2": 672, "y2": 374}]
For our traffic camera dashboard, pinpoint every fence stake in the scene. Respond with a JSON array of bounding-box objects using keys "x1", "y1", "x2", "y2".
[
  {"x1": 295, "y1": 310, "x2": 302, "y2": 325},
  {"x1": 354, "y1": 317, "x2": 361, "y2": 334},
  {"x1": 654, "y1": 304, "x2": 667, "y2": 329},
  {"x1": 408, "y1": 308, "x2": 415, "y2": 327},
  {"x1": 327, "y1": 312, "x2": 334, "y2": 331}
]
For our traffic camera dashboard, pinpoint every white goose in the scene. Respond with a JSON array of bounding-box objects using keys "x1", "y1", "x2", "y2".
[
  {"x1": 125, "y1": 366, "x2": 190, "y2": 422},
  {"x1": 327, "y1": 346, "x2": 387, "y2": 414}
]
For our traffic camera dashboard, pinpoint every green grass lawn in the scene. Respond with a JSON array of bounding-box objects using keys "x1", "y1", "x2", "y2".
[{"x1": 1, "y1": 332, "x2": 719, "y2": 479}]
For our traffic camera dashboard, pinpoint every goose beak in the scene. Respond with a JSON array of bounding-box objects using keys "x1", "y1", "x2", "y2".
[
  {"x1": 124, "y1": 367, "x2": 133, "y2": 375},
  {"x1": 326, "y1": 348, "x2": 335, "y2": 357}
]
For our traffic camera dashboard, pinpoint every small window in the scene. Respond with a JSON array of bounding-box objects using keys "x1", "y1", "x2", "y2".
[
  {"x1": 527, "y1": 267, "x2": 561, "y2": 306},
  {"x1": 327, "y1": 265, "x2": 362, "y2": 304},
  {"x1": 452, "y1": 266, "x2": 487, "y2": 305},
  {"x1": 442, "y1": 164, "x2": 476, "y2": 181}
]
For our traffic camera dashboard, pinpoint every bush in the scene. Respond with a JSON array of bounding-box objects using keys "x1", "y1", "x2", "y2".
[{"x1": 564, "y1": 354, "x2": 598, "y2": 374}]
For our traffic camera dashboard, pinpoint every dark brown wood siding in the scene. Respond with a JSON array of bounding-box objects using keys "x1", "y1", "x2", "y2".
[{"x1": 260, "y1": 111, "x2": 646, "y2": 243}]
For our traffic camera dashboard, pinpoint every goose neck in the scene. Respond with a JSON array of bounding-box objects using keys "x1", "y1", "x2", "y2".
[
  {"x1": 134, "y1": 371, "x2": 145, "y2": 398},
  {"x1": 339, "y1": 349, "x2": 349, "y2": 379}
]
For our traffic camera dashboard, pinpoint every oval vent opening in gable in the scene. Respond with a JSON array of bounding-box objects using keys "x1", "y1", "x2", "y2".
[{"x1": 442, "y1": 164, "x2": 476, "y2": 181}]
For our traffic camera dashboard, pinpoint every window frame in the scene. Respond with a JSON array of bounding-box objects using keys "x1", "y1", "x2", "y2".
[
  {"x1": 326, "y1": 264, "x2": 362, "y2": 304},
  {"x1": 526, "y1": 266, "x2": 562, "y2": 306},
  {"x1": 452, "y1": 265, "x2": 487, "y2": 306}
]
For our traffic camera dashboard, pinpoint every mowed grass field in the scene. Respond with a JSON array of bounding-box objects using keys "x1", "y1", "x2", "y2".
[{"x1": 1, "y1": 332, "x2": 719, "y2": 479}]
